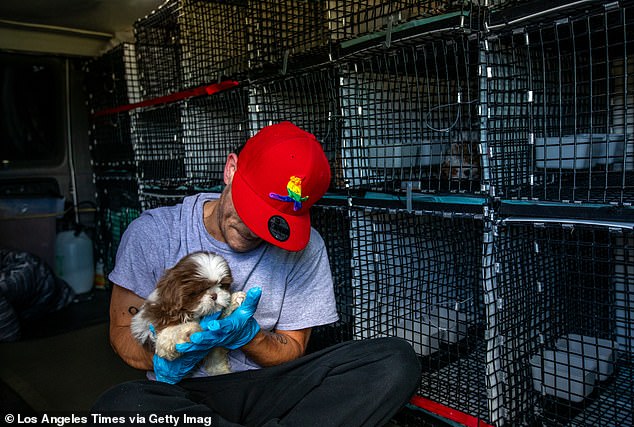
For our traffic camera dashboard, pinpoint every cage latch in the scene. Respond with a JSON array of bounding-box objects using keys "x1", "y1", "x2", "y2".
[
  {"x1": 383, "y1": 15, "x2": 395, "y2": 49},
  {"x1": 281, "y1": 50, "x2": 289, "y2": 75},
  {"x1": 401, "y1": 180, "x2": 421, "y2": 200}
]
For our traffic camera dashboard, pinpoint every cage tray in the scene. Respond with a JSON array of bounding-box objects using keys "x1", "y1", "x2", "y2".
[
  {"x1": 555, "y1": 334, "x2": 619, "y2": 382},
  {"x1": 530, "y1": 350, "x2": 598, "y2": 403}
]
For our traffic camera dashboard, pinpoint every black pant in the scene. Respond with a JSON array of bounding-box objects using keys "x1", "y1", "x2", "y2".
[{"x1": 91, "y1": 337, "x2": 421, "y2": 427}]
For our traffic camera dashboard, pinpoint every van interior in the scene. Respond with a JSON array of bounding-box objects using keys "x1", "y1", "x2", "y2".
[{"x1": 1, "y1": 1, "x2": 633, "y2": 426}]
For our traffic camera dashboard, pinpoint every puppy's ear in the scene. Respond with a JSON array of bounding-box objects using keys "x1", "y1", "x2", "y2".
[
  {"x1": 146, "y1": 267, "x2": 186, "y2": 327},
  {"x1": 220, "y1": 270, "x2": 233, "y2": 288}
]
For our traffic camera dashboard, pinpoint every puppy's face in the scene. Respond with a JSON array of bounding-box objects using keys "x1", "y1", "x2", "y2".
[
  {"x1": 145, "y1": 251, "x2": 233, "y2": 329},
  {"x1": 441, "y1": 142, "x2": 481, "y2": 180}
]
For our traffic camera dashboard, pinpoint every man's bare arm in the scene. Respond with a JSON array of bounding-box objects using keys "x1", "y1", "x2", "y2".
[
  {"x1": 109, "y1": 284, "x2": 154, "y2": 370},
  {"x1": 241, "y1": 328, "x2": 311, "y2": 367}
]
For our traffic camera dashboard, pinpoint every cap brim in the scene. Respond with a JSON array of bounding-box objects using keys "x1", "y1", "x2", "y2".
[{"x1": 232, "y1": 170, "x2": 311, "y2": 252}]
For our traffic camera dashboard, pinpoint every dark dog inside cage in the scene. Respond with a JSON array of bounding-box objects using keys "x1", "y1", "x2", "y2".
[{"x1": 440, "y1": 141, "x2": 481, "y2": 180}]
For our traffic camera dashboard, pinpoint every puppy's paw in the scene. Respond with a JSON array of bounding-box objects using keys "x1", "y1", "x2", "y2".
[
  {"x1": 231, "y1": 291, "x2": 247, "y2": 308},
  {"x1": 155, "y1": 322, "x2": 202, "y2": 360},
  {"x1": 230, "y1": 291, "x2": 247, "y2": 312}
]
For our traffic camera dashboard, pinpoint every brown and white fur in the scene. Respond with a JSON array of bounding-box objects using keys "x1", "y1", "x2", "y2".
[
  {"x1": 131, "y1": 251, "x2": 245, "y2": 376},
  {"x1": 441, "y1": 142, "x2": 481, "y2": 180}
]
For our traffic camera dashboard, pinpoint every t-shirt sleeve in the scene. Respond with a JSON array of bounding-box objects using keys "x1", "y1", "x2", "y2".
[
  {"x1": 275, "y1": 229, "x2": 340, "y2": 331},
  {"x1": 107, "y1": 212, "x2": 167, "y2": 299}
]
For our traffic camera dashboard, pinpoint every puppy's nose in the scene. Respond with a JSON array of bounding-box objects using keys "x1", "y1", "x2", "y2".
[{"x1": 210, "y1": 293, "x2": 217, "y2": 301}]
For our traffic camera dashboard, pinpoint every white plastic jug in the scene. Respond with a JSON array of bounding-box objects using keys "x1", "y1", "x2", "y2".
[{"x1": 55, "y1": 230, "x2": 94, "y2": 294}]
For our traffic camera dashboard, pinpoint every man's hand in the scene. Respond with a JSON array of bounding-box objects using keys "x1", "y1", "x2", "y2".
[
  {"x1": 152, "y1": 287, "x2": 261, "y2": 384},
  {"x1": 176, "y1": 287, "x2": 262, "y2": 353},
  {"x1": 153, "y1": 351, "x2": 205, "y2": 384},
  {"x1": 152, "y1": 312, "x2": 223, "y2": 384}
]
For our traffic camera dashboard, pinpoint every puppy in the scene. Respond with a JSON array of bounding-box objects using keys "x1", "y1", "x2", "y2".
[
  {"x1": 441, "y1": 142, "x2": 481, "y2": 180},
  {"x1": 130, "y1": 251, "x2": 246, "y2": 376}
]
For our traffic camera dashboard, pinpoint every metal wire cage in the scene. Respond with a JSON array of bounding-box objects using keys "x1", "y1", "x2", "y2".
[
  {"x1": 89, "y1": 113, "x2": 136, "y2": 174},
  {"x1": 338, "y1": 34, "x2": 482, "y2": 194},
  {"x1": 138, "y1": 188, "x2": 190, "y2": 211},
  {"x1": 245, "y1": 0, "x2": 329, "y2": 72},
  {"x1": 307, "y1": 202, "x2": 355, "y2": 352},
  {"x1": 493, "y1": 219, "x2": 633, "y2": 426},
  {"x1": 179, "y1": 0, "x2": 249, "y2": 84},
  {"x1": 180, "y1": 86, "x2": 250, "y2": 188},
  {"x1": 326, "y1": 0, "x2": 463, "y2": 42},
  {"x1": 347, "y1": 204, "x2": 492, "y2": 423},
  {"x1": 131, "y1": 85, "x2": 249, "y2": 209},
  {"x1": 485, "y1": 2, "x2": 634, "y2": 205},
  {"x1": 84, "y1": 43, "x2": 142, "y2": 279},
  {"x1": 93, "y1": 178, "x2": 141, "y2": 276},
  {"x1": 247, "y1": 67, "x2": 342, "y2": 189},
  {"x1": 134, "y1": 0, "x2": 248, "y2": 98},
  {"x1": 131, "y1": 103, "x2": 185, "y2": 189},
  {"x1": 85, "y1": 44, "x2": 140, "y2": 172},
  {"x1": 83, "y1": 43, "x2": 141, "y2": 112},
  {"x1": 134, "y1": 0, "x2": 182, "y2": 100},
  {"x1": 246, "y1": 1, "x2": 479, "y2": 71}
]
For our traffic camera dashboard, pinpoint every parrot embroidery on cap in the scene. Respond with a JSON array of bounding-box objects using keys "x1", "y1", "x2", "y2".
[{"x1": 269, "y1": 176, "x2": 309, "y2": 211}]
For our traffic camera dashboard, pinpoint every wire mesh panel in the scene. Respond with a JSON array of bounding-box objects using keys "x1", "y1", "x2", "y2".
[
  {"x1": 131, "y1": 103, "x2": 185, "y2": 189},
  {"x1": 244, "y1": 1, "x2": 476, "y2": 73},
  {"x1": 138, "y1": 188, "x2": 190, "y2": 211},
  {"x1": 134, "y1": 0, "x2": 182, "y2": 100},
  {"x1": 486, "y1": 3, "x2": 634, "y2": 205},
  {"x1": 307, "y1": 202, "x2": 355, "y2": 352},
  {"x1": 493, "y1": 219, "x2": 633, "y2": 426},
  {"x1": 84, "y1": 43, "x2": 141, "y2": 111},
  {"x1": 349, "y1": 204, "x2": 493, "y2": 423},
  {"x1": 247, "y1": 67, "x2": 342, "y2": 189},
  {"x1": 327, "y1": 0, "x2": 458, "y2": 42},
  {"x1": 245, "y1": 0, "x2": 329, "y2": 71},
  {"x1": 181, "y1": 86, "x2": 250, "y2": 188},
  {"x1": 338, "y1": 34, "x2": 481, "y2": 194},
  {"x1": 93, "y1": 176, "x2": 141, "y2": 276},
  {"x1": 85, "y1": 44, "x2": 140, "y2": 172},
  {"x1": 89, "y1": 113, "x2": 136, "y2": 174},
  {"x1": 179, "y1": 0, "x2": 248, "y2": 84},
  {"x1": 134, "y1": 0, "x2": 248, "y2": 97},
  {"x1": 84, "y1": 44, "x2": 142, "y2": 280}
]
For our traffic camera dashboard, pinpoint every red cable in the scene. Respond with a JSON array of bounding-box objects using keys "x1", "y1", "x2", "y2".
[
  {"x1": 409, "y1": 396, "x2": 494, "y2": 427},
  {"x1": 92, "y1": 80, "x2": 239, "y2": 118}
]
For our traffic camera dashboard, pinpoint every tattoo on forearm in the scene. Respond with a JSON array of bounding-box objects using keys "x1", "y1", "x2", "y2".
[
  {"x1": 128, "y1": 306, "x2": 139, "y2": 315},
  {"x1": 273, "y1": 334, "x2": 289, "y2": 345}
]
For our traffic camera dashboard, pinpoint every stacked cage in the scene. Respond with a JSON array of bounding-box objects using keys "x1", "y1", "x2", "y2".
[
  {"x1": 84, "y1": 43, "x2": 142, "y2": 277},
  {"x1": 484, "y1": 1, "x2": 634, "y2": 426},
  {"x1": 338, "y1": 30, "x2": 482, "y2": 194},
  {"x1": 492, "y1": 219, "x2": 633, "y2": 426},
  {"x1": 308, "y1": 201, "x2": 355, "y2": 352},
  {"x1": 134, "y1": 0, "x2": 248, "y2": 98},
  {"x1": 247, "y1": 66, "x2": 343, "y2": 185},
  {"x1": 131, "y1": 83, "x2": 249, "y2": 211},
  {"x1": 346, "y1": 201, "x2": 497, "y2": 424},
  {"x1": 244, "y1": 0, "x2": 473, "y2": 74},
  {"x1": 485, "y1": 1, "x2": 634, "y2": 205},
  {"x1": 82, "y1": 0, "x2": 634, "y2": 425}
]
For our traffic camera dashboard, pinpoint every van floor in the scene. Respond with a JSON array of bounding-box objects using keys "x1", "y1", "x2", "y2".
[
  {"x1": 0, "y1": 290, "x2": 144, "y2": 413},
  {"x1": 0, "y1": 290, "x2": 449, "y2": 426}
]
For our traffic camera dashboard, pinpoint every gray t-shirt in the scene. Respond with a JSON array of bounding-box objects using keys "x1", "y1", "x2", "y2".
[{"x1": 109, "y1": 193, "x2": 338, "y2": 377}]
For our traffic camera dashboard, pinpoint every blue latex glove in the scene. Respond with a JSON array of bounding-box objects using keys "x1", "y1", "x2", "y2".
[
  {"x1": 175, "y1": 287, "x2": 262, "y2": 353},
  {"x1": 151, "y1": 312, "x2": 223, "y2": 385}
]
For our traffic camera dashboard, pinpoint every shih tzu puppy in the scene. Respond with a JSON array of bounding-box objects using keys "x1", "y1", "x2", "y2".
[
  {"x1": 441, "y1": 141, "x2": 481, "y2": 180},
  {"x1": 131, "y1": 251, "x2": 245, "y2": 376}
]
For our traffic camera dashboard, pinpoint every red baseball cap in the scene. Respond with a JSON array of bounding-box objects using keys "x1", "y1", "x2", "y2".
[{"x1": 231, "y1": 122, "x2": 331, "y2": 251}]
